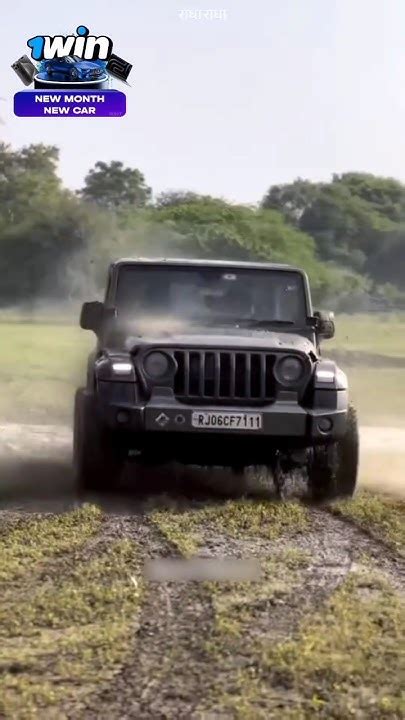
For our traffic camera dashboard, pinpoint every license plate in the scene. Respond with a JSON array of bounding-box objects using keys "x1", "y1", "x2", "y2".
[{"x1": 191, "y1": 411, "x2": 262, "y2": 431}]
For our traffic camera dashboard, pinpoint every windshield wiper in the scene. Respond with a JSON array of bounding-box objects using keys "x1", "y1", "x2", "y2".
[
  {"x1": 190, "y1": 315, "x2": 240, "y2": 326},
  {"x1": 236, "y1": 319, "x2": 295, "y2": 328}
]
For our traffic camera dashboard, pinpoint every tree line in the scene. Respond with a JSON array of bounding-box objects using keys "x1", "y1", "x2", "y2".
[{"x1": 1, "y1": 141, "x2": 404, "y2": 310}]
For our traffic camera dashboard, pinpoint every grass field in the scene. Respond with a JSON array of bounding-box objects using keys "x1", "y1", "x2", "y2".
[
  {"x1": 0, "y1": 313, "x2": 403, "y2": 718},
  {"x1": 329, "y1": 313, "x2": 405, "y2": 426},
  {"x1": 0, "y1": 321, "x2": 92, "y2": 423},
  {"x1": 0, "y1": 497, "x2": 403, "y2": 718},
  {"x1": 0, "y1": 313, "x2": 403, "y2": 425},
  {"x1": 329, "y1": 313, "x2": 405, "y2": 358}
]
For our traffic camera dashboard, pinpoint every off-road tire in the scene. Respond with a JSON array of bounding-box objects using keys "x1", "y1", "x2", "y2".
[
  {"x1": 73, "y1": 389, "x2": 124, "y2": 494},
  {"x1": 308, "y1": 404, "x2": 359, "y2": 501}
]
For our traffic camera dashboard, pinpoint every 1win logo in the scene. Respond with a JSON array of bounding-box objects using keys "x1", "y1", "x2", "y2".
[{"x1": 27, "y1": 25, "x2": 113, "y2": 61}]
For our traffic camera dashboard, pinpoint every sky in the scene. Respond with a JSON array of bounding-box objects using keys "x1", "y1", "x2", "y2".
[{"x1": 2, "y1": 0, "x2": 405, "y2": 203}]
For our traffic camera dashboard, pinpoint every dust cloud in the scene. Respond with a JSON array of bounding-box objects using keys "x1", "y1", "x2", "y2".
[
  {"x1": 0, "y1": 423, "x2": 403, "y2": 513},
  {"x1": 359, "y1": 426, "x2": 405, "y2": 499}
]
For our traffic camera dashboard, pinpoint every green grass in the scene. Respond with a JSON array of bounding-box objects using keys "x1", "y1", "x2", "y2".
[
  {"x1": 207, "y1": 549, "x2": 311, "y2": 640},
  {"x1": 326, "y1": 313, "x2": 405, "y2": 424},
  {"x1": 0, "y1": 321, "x2": 91, "y2": 422},
  {"x1": 0, "y1": 539, "x2": 140, "y2": 637},
  {"x1": 0, "y1": 512, "x2": 144, "y2": 717},
  {"x1": 0, "y1": 504, "x2": 102, "y2": 582},
  {"x1": 260, "y1": 570, "x2": 405, "y2": 718},
  {"x1": 330, "y1": 492, "x2": 405, "y2": 555},
  {"x1": 201, "y1": 569, "x2": 405, "y2": 719},
  {"x1": 151, "y1": 498, "x2": 309, "y2": 555},
  {"x1": 347, "y1": 367, "x2": 405, "y2": 426},
  {"x1": 329, "y1": 313, "x2": 405, "y2": 358}
]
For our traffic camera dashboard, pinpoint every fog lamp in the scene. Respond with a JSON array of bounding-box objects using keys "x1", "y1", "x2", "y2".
[{"x1": 318, "y1": 417, "x2": 333, "y2": 433}]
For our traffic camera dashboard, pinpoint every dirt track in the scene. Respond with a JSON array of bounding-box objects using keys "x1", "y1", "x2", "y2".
[
  {"x1": 0, "y1": 423, "x2": 403, "y2": 718},
  {"x1": 0, "y1": 423, "x2": 403, "y2": 508}
]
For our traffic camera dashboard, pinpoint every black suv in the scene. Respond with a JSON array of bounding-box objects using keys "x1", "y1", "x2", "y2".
[{"x1": 73, "y1": 258, "x2": 358, "y2": 498}]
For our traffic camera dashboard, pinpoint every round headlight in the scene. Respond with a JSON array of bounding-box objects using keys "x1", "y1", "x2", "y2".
[
  {"x1": 144, "y1": 351, "x2": 170, "y2": 378},
  {"x1": 275, "y1": 356, "x2": 305, "y2": 385}
]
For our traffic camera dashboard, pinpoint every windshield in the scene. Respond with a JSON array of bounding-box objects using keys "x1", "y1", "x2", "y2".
[{"x1": 114, "y1": 265, "x2": 308, "y2": 328}]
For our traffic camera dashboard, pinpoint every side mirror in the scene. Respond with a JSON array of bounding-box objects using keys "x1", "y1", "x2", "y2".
[
  {"x1": 80, "y1": 301, "x2": 104, "y2": 333},
  {"x1": 314, "y1": 310, "x2": 335, "y2": 340}
]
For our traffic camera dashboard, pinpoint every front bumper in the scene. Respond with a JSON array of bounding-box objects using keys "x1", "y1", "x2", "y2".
[{"x1": 96, "y1": 386, "x2": 349, "y2": 444}]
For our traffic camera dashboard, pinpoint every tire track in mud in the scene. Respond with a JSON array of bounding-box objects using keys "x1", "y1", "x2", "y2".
[
  {"x1": 306, "y1": 506, "x2": 405, "y2": 587},
  {"x1": 73, "y1": 494, "x2": 405, "y2": 719},
  {"x1": 0, "y1": 510, "x2": 153, "y2": 718},
  {"x1": 0, "y1": 424, "x2": 404, "y2": 717},
  {"x1": 77, "y1": 512, "x2": 218, "y2": 720}
]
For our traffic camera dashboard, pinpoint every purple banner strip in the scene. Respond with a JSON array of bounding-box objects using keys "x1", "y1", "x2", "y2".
[{"x1": 14, "y1": 90, "x2": 126, "y2": 117}]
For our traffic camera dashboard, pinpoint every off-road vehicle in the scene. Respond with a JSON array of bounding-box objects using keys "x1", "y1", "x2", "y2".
[{"x1": 73, "y1": 258, "x2": 359, "y2": 499}]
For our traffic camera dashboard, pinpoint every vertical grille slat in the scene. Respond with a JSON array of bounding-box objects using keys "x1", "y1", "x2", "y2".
[
  {"x1": 260, "y1": 354, "x2": 266, "y2": 399},
  {"x1": 199, "y1": 352, "x2": 205, "y2": 397},
  {"x1": 214, "y1": 353, "x2": 221, "y2": 398},
  {"x1": 245, "y1": 353, "x2": 251, "y2": 398},
  {"x1": 230, "y1": 353, "x2": 236, "y2": 398},
  {"x1": 174, "y1": 349, "x2": 277, "y2": 403},
  {"x1": 184, "y1": 351, "x2": 190, "y2": 396},
  {"x1": 265, "y1": 354, "x2": 276, "y2": 398}
]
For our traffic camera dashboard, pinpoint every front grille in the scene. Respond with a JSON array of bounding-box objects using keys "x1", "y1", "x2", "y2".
[{"x1": 173, "y1": 350, "x2": 276, "y2": 403}]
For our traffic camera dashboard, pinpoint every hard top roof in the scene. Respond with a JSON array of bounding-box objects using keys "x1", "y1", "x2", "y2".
[{"x1": 111, "y1": 257, "x2": 303, "y2": 273}]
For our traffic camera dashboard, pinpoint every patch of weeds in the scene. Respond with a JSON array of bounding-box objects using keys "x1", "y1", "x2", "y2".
[
  {"x1": 221, "y1": 572, "x2": 405, "y2": 720},
  {"x1": 330, "y1": 491, "x2": 405, "y2": 555},
  {"x1": 150, "y1": 509, "x2": 200, "y2": 556},
  {"x1": 0, "y1": 504, "x2": 102, "y2": 583},
  {"x1": 0, "y1": 539, "x2": 144, "y2": 716},
  {"x1": 208, "y1": 549, "x2": 310, "y2": 635},
  {"x1": 256, "y1": 570, "x2": 403, "y2": 718},
  {"x1": 207, "y1": 558, "x2": 295, "y2": 641},
  {"x1": 0, "y1": 539, "x2": 140, "y2": 636},
  {"x1": 199, "y1": 549, "x2": 312, "y2": 717},
  {"x1": 151, "y1": 499, "x2": 309, "y2": 555},
  {"x1": 200, "y1": 564, "x2": 404, "y2": 719},
  {"x1": 280, "y1": 547, "x2": 311, "y2": 570}
]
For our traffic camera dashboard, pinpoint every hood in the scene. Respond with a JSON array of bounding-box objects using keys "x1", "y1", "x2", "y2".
[{"x1": 123, "y1": 327, "x2": 318, "y2": 356}]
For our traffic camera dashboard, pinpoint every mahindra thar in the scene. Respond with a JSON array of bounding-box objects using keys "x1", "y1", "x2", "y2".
[{"x1": 73, "y1": 258, "x2": 358, "y2": 499}]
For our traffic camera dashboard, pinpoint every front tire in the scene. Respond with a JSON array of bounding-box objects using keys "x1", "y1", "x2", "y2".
[
  {"x1": 73, "y1": 389, "x2": 124, "y2": 494},
  {"x1": 308, "y1": 405, "x2": 359, "y2": 501}
]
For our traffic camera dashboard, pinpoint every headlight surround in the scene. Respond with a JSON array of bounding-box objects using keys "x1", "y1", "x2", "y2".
[
  {"x1": 143, "y1": 351, "x2": 171, "y2": 379},
  {"x1": 95, "y1": 355, "x2": 135, "y2": 381},
  {"x1": 274, "y1": 355, "x2": 306, "y2": 386}
]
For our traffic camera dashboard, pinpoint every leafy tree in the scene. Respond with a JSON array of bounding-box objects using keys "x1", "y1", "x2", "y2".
[
  {"x1": 262, "y1": 173, "x2": 405, "y2": 291},
  {"x1": 0, "y1": 143, "x2": 61, "y2": 229},
  {"x1": 79, "y1": 161, "x2": 152, "y2": 209},
  {"x1": 332, "y1": 173, "x2": 405, "y2": 222},
  {"x1": 0, "y1": 141, "x2": 400, "y2": 308},
  {"x1": 0, "y1": 143, "x2": 94, "y2": 303},
  {"x1": 155, "y1": 190, "x2": 210, "y2": 207},
  {"x1": 152, "y1": 197, "x2": 366, "y2": 300},
  {"x1": 261, "y1": 178, "x2": 321, "y2": 222}
]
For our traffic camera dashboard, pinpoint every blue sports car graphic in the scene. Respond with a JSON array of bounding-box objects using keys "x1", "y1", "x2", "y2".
[{"x1": 45, "y1": 56, "x2": 104, "y2": 81}]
